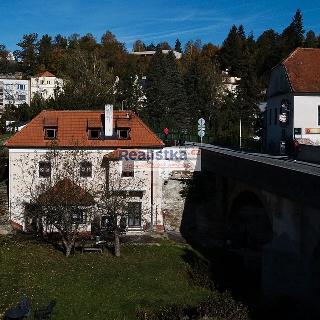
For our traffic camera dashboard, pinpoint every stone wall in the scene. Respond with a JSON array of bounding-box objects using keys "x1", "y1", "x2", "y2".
[{"x1": 161, "y1": 172, "x2": 190, "y2": 232}]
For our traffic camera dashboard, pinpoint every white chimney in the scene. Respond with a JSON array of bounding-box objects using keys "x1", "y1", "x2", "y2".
[{"x1": 105, "y1": 104, "x2": 113, "y2": 137}]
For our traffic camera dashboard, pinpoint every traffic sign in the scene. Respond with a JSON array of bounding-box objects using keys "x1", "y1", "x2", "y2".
[
  {"x1": 198, "y1": 118, "x2": 205, "y2": 126},
  {"x1": 198, "y1": 130, "x2": 205, "y2": 138}
]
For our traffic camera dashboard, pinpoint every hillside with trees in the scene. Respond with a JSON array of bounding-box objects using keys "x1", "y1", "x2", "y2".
[{"x1": 0, "y1": 9, "x2": 317, "y2": 143}]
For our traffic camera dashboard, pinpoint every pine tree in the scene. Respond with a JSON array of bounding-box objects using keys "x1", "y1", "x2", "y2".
[
  {"x1": 16, "y1": 33, "x2": 39, "y2": 75},
  {"x1": 304, "y1": 31, "x2": 318, "y2": 48},
  {"x1": 174, "y1": 39, "x2": 182, "y2": 53},
  {"x1": 281, "y1": 9, "x2": 305, "y2": 57},
  {"x1": 219, "y1": 25, "x2": 247, "y2": 76},
  {"x1": 38, "y1": 34, "x2": 53, "y2": 72}
]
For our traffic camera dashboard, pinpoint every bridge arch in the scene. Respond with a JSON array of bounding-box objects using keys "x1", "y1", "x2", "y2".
[{"x1": 227, "y1": 190, "x2": 273, "y2": 250}]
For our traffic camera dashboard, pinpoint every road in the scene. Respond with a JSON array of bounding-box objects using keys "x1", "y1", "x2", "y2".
[{"x1": 187, "y1": 142, "x2": 320, "y2": 177}]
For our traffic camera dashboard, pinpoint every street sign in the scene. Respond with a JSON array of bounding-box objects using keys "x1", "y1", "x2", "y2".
[
  {"x1": 198, "y1": 118, "x2": 205, "y2": 126},
  {"x1": 198, "y1": 130, "x2": 205, "y2": 138},
  {"x1": 197, "y1": 118, "x2": 205, "y2": 144}
]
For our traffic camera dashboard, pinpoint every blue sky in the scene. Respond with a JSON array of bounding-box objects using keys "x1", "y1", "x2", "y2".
[{"x1": 1, "y1": 0, "x2": 319, "y2": 51}]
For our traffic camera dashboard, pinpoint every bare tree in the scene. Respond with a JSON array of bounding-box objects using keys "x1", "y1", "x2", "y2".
[
  {"x1": 98, "y1": 153, "x2": 146, "y2": 257},
  {"x1": 17, "y1": 143, "x2": 102, "y2": 257}
]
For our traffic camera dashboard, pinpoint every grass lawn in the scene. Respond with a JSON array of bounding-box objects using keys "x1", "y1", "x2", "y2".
[{"x1": 0, "y1": 236, "x2": 211, "y2": 320}]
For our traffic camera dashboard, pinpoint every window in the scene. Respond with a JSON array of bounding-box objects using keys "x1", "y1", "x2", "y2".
[
  {"x1": 80, "y1": 161, "x2": 92, "y2": 177},
  {"x1": 47, "y1": 81, "x2": 51, "y2": 84},
  {"x1": 44, "y1": 128, "x2": 57, "y2": 139},
  {"x1": 39, "y1": 161, "x2": 51, "y2": 178},
  {"x1": 17, "y1": 84, "x2": 25, "y2": 90},
  {"x1": 318, "y1": 106, "x2": 320, "y2": 125},
  {"x1": 122, "y1": 160, "x2": 134, "y2": 177},
  {"x1": 274, "y1": 108, "x2": 278, "y2": 125},
  {"x1": 88, "y1": 129, "x2": 101, "y2": 140},
  {"x1": 117, "y1": 129, "x2": 130, "y2": 139},
  {"x1": 72, "y1": 208, "x2": 86, "y2": 224},
  {"x1": 127, "y1": 202, "x2": 142, "y2": 227},
  {"x1": 18, "y1": 95, "x2": 26, "y2": 101},
  {"x1": 294, "y1": 128, "x2": 302, "y2": 136}
]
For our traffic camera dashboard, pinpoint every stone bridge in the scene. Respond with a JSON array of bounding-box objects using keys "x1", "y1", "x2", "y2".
[{"x1": 180, "y1": 144, "x2": 320, "y2": 312}]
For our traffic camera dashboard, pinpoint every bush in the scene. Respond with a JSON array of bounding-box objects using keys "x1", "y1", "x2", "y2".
[{"x1": 136, "y1": 293, "x2": 250, "y2": 320}]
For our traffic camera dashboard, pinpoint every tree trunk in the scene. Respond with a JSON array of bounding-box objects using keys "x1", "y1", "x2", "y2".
[
  {"x1": 114, "y1": 230, "x2": 120, "y2": 257},
  {"x1": 65, "y1": 244, "x2": 72, "y2": 257}
]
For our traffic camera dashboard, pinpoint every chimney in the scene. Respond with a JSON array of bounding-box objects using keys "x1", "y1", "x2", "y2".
[{"x1": 104, "y1": 104, "x2": 113, "y2": 137}]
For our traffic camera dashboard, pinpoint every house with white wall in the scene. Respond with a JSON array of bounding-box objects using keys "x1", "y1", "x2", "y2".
[
  {"x1": 4, "y1": 108, "x2": 167, "y2": 232},
  {"x1": 30, "y1": 71, "x2": 63, "y2": 100},
  {"x1": 0, "y1": 78, "x2": 30, "y2": 115},
  {"x1": 266, "y1": 48, "x2": 320, "y2": 154}
]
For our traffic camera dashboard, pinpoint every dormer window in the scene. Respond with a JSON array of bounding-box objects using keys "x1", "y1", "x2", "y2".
[
  {"x1": 44, "y1": 128, "x2": 57, "y2": 139},
  {"x1": 117, "y1": 128, "x2": 130, "y2": 139},
  {"x1": 89, "y1": 129, "x2": 101, "y2": 140}
]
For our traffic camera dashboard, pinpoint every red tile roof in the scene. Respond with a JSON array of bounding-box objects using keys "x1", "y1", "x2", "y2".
[
  {"x1": 37, "y1": 71, "x2": 56, "y2": 78},
  {"x1": 5, "y1": 110, "x2": 164, "y2": 149},
  {"x1": 282, "y1": 48, "x2": 320, "y2": 93}
]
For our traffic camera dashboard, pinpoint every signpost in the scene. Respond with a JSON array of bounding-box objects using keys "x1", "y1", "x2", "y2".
[{"x1": 198, "y1": 118, "x2": 205, "y2": 145}]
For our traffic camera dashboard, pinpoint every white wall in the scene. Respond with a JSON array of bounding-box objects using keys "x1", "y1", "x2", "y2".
[
  {"x1": 294, "y1": 95, "x2": 320, "y2": 144},
  {"x1": 31, "y1": 76, "x2": 63, "y2": 100},
  {"x1": 0, "y1": 79, "x2": 30, "y2": 113},
  {"x1": 8, "y1": 148, "x2": 163, "y2": 231}
]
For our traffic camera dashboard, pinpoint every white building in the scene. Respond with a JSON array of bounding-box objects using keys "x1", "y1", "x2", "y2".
[
  {"x1": 4, "y1": 108, "x2": 179, "y2": 233},
  {"x1": 31, "y1": 71, "x2": 63, "y2": 100},
  {"x1": 0, "y1": 78, "x2": 30, "y2": 114},
  {"x1": 222, "y1": 69, "x2": 241, "y2": 94},
  {"x1": 266, "y1": 48, "x2": 320, "y2": 154},
  {"x1": 130, "y1": 50, "x2": 182, "y2": 59}
]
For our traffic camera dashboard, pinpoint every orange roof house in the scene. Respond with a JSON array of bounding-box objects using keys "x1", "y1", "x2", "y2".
[
  {"x1": 281, "y1": 48, "x2": 320, "y2": 93},
  {"x1": 5, "y1": 110, "x2": 164, "y2": 149},
  {"x1": 266, "y1": 48, "x2": 320, "y2": 153}
]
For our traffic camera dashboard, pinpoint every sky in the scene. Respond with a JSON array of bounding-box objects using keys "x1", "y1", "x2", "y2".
[{"x1": 0, "y1": 0, "x2": 319, "y2": 51}]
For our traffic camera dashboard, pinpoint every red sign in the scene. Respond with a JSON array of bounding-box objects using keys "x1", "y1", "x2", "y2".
[{"x1": 163, "y1": 128, "x2": 169, "y2": 136}]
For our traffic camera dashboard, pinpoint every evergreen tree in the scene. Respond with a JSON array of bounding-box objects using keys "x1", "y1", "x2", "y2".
[
  {"x1": 174, "y1": 39, "x2": 182, "y2": 53},
  {"x1": 281, "y1": 9, "x2": 305, "y2": 57},
  {"x1": 38, "y1": 34, "x2": 53, "y2": 72},
  {"x1": 304, "y1": 30, "x2": 318, "y2": 48},
  {"x1": 256, "y1": 29, "x2": 282, "y2": 87},
  {"x1": 219, "y1": 25, "x2": 246, "y2": 76},
  {"x1": 16, "y1": 33, "x2": 39, "y2": 75}
]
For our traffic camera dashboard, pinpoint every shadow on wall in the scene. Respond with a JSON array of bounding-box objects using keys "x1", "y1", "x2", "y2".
[{"x1": 179, "y1": 169, "x2": 315, "y2": 319}]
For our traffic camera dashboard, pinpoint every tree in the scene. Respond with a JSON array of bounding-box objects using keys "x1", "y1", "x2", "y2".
[
  {"x1": 16, "y1": 33, "x2": 39, "y2": 75},
  {"x1": 281, "y1": 9, "x2": 305, "y2": 57},
  {"x1": 125, "y1": 75, "x2": 147, "y2": 115},
  {"x1": 174, "y1": 39, "x2": 182, "y2": 53},
  {"x1": 98, "y1": 155, "x2": 145, "y2": 257},
  {"x1": 37, "y1": 34, "x2": 53, "y2": 72},
  {"x1": 20, "y1": 146, "x2": 99, "y2": 257},
  {"x1": 304, "y1": 30, "x2": 318, "y2": 48},
  {"x1": 256, "y1": 29, "x2": 282, "y2": 87},
  {"x1": 133, "y1": 40, "x2": 146, "y2": 52}
]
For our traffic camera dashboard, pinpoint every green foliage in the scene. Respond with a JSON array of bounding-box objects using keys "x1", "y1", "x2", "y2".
[
  {"x1": 136, "y1": 292, "x2": 250, "y2": 320},
  {"x1": 0, "y1": 236, "x2": 211, "y2": 319}
]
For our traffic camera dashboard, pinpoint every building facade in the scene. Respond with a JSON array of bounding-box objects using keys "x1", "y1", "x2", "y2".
[
  {"x1": 0, "y1": 78, "x2": 30, "y2": 115},
  {"x1": 266, "y1": 48, "x2": 320, "y2": 154},
  {"x1": 30, "y1": 71, "x2": 63, "y2": 100},
  {"x1": 5, "y1": 109, "x2": 166, "y2": 232}
]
